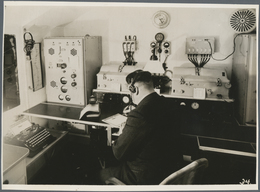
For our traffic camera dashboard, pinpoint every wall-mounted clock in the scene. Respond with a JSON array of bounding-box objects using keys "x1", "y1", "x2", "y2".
[{"x1": 152, "y1": 11, "x2": 171, "y2": 29}]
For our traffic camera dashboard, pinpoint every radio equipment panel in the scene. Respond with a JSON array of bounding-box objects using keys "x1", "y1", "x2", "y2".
[{"x1": 44, "y1": 36, "x2": 102, "y2": 106}]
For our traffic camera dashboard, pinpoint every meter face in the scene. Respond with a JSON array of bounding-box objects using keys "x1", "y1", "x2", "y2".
[{"x1": 155, "y1": 33, "x2": 164, "y2": 42}]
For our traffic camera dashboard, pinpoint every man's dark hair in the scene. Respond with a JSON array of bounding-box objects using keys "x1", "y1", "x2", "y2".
[{"x1": 126, "y1": 70, "x2": 152, "y2": 85}]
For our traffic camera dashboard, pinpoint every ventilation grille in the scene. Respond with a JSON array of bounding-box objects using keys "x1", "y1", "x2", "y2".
[
  {"x1": 230, "y1": 9, "x2": 256, "y2": 33},
  {"x1": 50, "y1": 81, "x2": 57, "y2": 88},
  {"x1": 71, "y1": 48, "x2": 77, "y2": 56},
  {"x1": 49, "y1": 48, "x2": 55, "y2": 55}
]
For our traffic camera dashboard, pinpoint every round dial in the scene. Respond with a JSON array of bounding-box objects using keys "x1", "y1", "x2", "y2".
[
  {"x1": 155, "y1": 33, "x2": 164, "y2": 42},
  {"x1": 152, "y1": 11, "x2": 171, "y2": 29},
  {"x1": 122, "y1": 96, "x2": 130, "y2": 104},
  {"x1": 191, "y1": 102, "x2": 199, "y2": 110}
]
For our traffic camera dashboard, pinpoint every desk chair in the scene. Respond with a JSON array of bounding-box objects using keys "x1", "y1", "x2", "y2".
[{"x1": 105, "y1": 158, "x2": 208, "y2": 185}]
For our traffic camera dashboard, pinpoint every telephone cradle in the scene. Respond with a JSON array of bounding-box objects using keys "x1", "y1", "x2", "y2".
[{"x1": 4, "y1": 125, "x2": 56, "y2": 157}]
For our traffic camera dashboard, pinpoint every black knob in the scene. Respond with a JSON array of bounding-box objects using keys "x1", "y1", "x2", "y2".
[
  {"x1": 60, "y1": 63, "x2": 67, "y2": 69},
  {"x1": 60, "y1": 77, "x2": 67, "y2": 84},
  {"x1": 3, "y1": 180, "x2": 9, "y2": 184},
  {"x1": 71, "y1": 82, "x2": 77, "y2": 87}
]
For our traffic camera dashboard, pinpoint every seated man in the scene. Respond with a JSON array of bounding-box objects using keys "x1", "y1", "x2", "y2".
[{"x1": 98, "y1": 70, "x2": 183, "y2": 185}]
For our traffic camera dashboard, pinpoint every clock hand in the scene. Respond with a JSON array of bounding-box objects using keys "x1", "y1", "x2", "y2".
[{"x1": 159, "y1": 18, "x2": 164, "y2": 23}]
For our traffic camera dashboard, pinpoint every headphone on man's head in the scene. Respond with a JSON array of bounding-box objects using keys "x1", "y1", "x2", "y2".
[{"x1": 128, "y1": 70, "x2": 143, "y2": 94}]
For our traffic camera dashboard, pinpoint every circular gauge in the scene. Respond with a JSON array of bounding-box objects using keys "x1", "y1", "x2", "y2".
[
  {"x1": 155, "y1": 33, "x2": 164, "y2": 42},
  {"x1": 152, "y1": 11, "x2": 171, "y2": 29},
  {"x1": 122, "y1": 96, "x2": 130, "y2": 104},
  {"x1": 191, "y1": 102, "x2": 199, "y2": 110}
]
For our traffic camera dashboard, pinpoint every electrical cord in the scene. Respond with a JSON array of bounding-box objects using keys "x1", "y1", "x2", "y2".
[{"x1": 207, "y1": 33, "x2": 244, "y2": 61}]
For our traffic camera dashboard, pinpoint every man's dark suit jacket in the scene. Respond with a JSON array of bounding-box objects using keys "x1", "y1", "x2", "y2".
[{"x1": 112, "y1": 92, "x2": 183, "y2": 184}]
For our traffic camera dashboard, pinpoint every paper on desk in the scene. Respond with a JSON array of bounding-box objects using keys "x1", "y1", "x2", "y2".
[
  {"x1": 102, "y1": 113, "x2": 127, "y2": 128},
  {"x1": 10, "y1": 119, "x2": 32, "y2": 136}
]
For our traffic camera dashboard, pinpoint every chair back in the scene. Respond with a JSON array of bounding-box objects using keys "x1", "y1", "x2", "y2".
[{"x1": 159, "y1": 158, "x2": 208, "y2": 185}]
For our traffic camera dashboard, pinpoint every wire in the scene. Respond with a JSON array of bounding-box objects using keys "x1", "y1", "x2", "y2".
[
  {"x1": 188, "y1": 54, "x2": 198, "y2": 67},
  {"x1": 207, "y1": 33, "x2": 244, "y2": 61}
]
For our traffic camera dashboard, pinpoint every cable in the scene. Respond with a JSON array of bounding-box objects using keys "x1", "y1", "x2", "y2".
[
  {"x1": 188, "y1": 54, "x2": 198, "y2": 67},
  {"x1": 207, "y1": 33, "x2": 244, "y2": 61}
]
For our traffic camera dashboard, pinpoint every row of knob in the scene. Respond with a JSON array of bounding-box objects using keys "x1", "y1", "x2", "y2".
[
  {"x1": 58, "y1": 94, "x2": 71, "y2": 101},
  {"x1": 58, "y1": 73, "x2": 77, "y2": 101}
]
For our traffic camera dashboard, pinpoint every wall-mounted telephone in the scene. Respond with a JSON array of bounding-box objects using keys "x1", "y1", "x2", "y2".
[{"x1": 150, "y1": 33, "x2": 170, "y2": 62}]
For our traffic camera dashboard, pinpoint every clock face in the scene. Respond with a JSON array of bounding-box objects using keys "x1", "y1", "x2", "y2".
[{"x1": 153, "y1": 11, "x2": 170, "y2": 28}]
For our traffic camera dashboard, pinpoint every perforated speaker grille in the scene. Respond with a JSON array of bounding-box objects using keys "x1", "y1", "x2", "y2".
[
  {"x1": 230, "y1": 9, "x2": 256, "y2": 33},
  {"x1": 49, "y1": 48, "x2": 55, "y2": 55},
  {"x1": 71, "y1": 48, "x2": 77, "y2": 56}
]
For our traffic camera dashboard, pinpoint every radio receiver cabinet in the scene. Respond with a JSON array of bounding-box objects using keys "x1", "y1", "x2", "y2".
[{"x1": 44, "y1": 36, "x2": 102, "y2": 106}]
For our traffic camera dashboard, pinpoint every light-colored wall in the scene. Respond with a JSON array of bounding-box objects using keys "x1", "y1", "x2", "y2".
[{"x1": 2, "y1": 2, "x2": 257, "y2": 134}]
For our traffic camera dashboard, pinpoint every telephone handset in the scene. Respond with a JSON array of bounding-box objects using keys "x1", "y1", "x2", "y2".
[{"x1": 150, "y1": 33, "x2": 165, "y2": 61}]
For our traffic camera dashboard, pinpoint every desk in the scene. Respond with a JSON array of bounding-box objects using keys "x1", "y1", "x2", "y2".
[
  {"x1": 22, "y1": 102, "x2": 118, "y2": 146},
  {"x1": 26, "y1": 129, "x2": 68, "y2": 182}
]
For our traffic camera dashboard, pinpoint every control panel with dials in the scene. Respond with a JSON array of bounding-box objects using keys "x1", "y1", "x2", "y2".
[{"x1": 44, "y1": 36, "x2": 102, "y2": 106}]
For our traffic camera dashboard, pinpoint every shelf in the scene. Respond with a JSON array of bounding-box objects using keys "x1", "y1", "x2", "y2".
[
  {"x1": 22, "y1": 102, "x2": 110, "y2": 127},
  {"x1": 93, "y1": 89, "x2": 234, "y2": 102}
]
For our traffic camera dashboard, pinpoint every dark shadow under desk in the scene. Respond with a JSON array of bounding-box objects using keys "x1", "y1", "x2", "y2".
[
  {"x1": 26, "y1": 129, "x2": 69, "y2": 183},
  {"x1": 197, "y1": 135, "x2": 256, "y2": 184}
]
